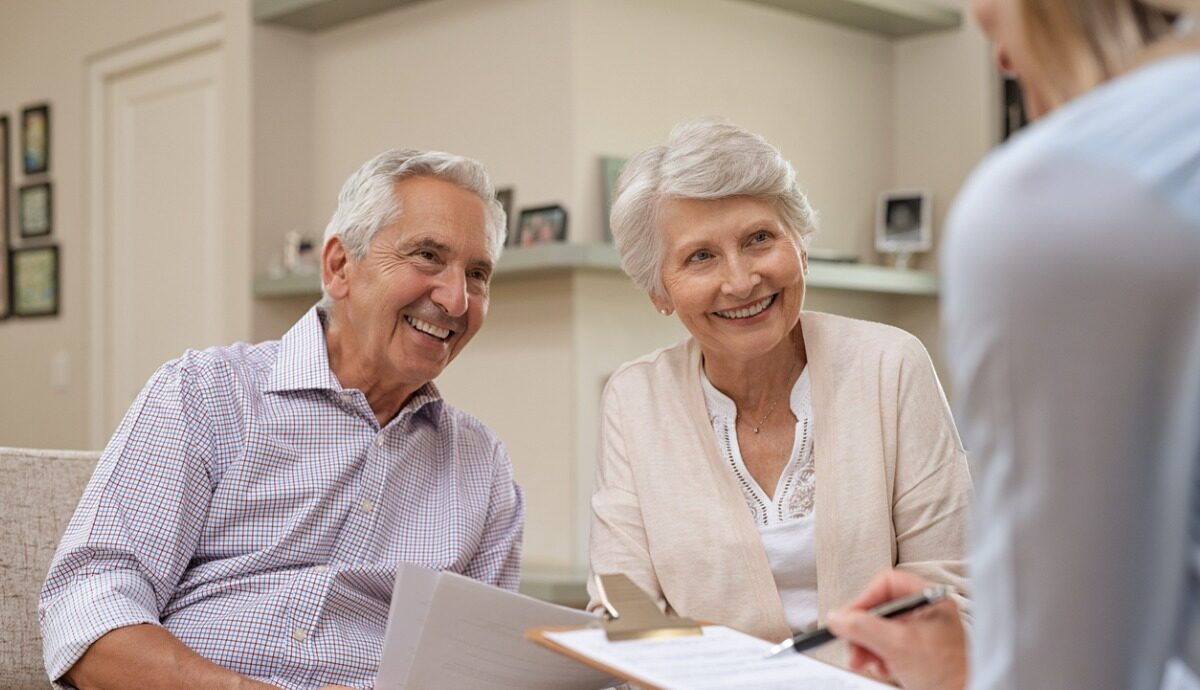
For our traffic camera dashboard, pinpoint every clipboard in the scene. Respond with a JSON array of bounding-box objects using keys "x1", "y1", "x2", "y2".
[
  {"x1": 526, "y1": 625, "x2": 671, "y2": 690},
  {"x1": 526, "y1": 573, "x2": 701, "y2": 690},
  {"x1": 526, "y1": 574, "x2": 894, "y2": 690}
]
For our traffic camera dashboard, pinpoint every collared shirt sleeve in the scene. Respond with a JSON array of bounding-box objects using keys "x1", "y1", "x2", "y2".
[
  {"x1": 460, "y1": 437, "x2": 524, "y2": 591},
  {"x1": 39, "y1": 359, "x2": 216, "y2": 683}
]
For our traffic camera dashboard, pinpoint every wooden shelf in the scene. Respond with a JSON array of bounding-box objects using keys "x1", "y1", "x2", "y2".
[
  {"x1": 743, "y1": 0, "x2": 961, "y2": 38},
  {"x1": 517, "y1": 570, "x2": 589, "y2": 609},
  {"x1": 252, "y1": 0, "x2": 430, "y2": 32},
  {"x1": 253, "y1": 0, "x2": 960, "y2": 38},
  {"x1": 253, "y1": 243, "x2": 938, "y2": 298}
]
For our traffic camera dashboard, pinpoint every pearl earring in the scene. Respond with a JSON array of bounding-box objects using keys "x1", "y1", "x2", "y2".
[{"x1": 659, "y1": 308, "x2": 670, "y2": 316}]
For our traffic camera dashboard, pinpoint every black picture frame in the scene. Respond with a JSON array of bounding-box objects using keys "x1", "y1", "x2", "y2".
[
  {"x1": 18, "y1": 181, "x2": 52, "y2": 238},
  {"x1": 512, "y1": 205, "x2": 568, "y2": 247},
  {"x1": 495, "y1": 187, "x2": 514, "y2": 237},
  {"x1": 10, "y1": 245, "x2": 59, "y2": 318},
  {"x1": 1002, "y1": 76, "x2": 1028, "y2": 141},
  {"x1": 0, "y1": 114, "x2": 9, "y2": 320},
  {"x1": 21, "y1": 104, "x2": 50, "y2": 175}
]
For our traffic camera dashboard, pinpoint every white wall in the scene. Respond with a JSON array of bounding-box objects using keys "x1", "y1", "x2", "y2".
[
  {"x1": 570, "y1": 0, "x2": 896, "y2": 258},
  {"x1": 0, "y1": 0, "x2": 994, "y2": 575},
  {"x1": 0, "y1": 0, "x2": 254, "y2": 450}
]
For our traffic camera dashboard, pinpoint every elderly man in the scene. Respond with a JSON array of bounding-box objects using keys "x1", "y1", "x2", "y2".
[{"x1": 39, "y1": 149, "x2": 524, "y2": 690}]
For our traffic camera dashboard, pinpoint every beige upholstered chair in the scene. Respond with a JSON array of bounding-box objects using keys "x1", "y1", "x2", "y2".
[{"x1": 0, "y1": 447, "x2": 99, "y2": 689}]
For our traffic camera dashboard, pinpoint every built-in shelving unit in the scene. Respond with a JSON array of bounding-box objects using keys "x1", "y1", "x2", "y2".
[
  {"x1": 253, "y1": 0, "x2": 961, "y2": 38},
  {"x1": 253, "y1": 242, "x2": 938, "y2": 298}
]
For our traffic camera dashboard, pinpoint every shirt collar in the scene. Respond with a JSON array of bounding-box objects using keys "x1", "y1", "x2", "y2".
[
  {"x1": 266, "y1": 307, "x2": 341, "y2": 393},
  {"x1": 265, "y1": 307, "x2": 446, "y2": 422},
  {"x1": 699, "y1": 362, "x2": 810, "y2": 421}
]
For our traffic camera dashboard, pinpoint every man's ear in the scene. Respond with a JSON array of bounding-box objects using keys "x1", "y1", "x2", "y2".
[{"x1": 323, "y1": 236, "x2": 351, "y2": 300}]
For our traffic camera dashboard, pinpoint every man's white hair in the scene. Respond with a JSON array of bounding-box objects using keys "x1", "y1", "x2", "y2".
[
  {"x1": 610, "y1": 118, "x2": 818, "y2": 298},
  {"x1": 318, "y1": 148, "x2": 506, "y2": 309}
]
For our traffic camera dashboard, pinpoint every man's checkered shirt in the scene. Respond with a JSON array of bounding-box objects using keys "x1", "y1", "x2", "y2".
[{"x1": 38, "y1": 308, "x2": 525, "y2": 689}]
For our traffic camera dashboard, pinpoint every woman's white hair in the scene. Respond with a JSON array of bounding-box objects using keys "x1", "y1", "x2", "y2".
[
  {"x1": 319, "y1": 148, "x2": 506, "y2": 309},
  {"x1": 610, "y1": 118, "x2": 818, "y2": 297}
]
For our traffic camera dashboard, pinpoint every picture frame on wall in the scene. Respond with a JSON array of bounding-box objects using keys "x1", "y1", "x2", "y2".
[
  {"x1": 22, "y1": 104, "x2": 50, "y2": 175},
  {"x1": 1002, "y1": 76, "x2": 1028, "y2": 141},
  {"x1": 0, "y1": 114, "x2": 9, "y2": 320},
  {"x1": 10, "y1": 245, "x2": 59, "y2": 317},
  {"x1": 19, "y1": 182, "x2": 52, "y2": 238},
  {"x1": 512, "y1": 205, "x2": 568, "y2": 247}
]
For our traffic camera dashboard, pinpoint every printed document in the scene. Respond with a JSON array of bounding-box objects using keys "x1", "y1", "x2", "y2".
[
  {"x1": 375, "y1": 563, "x2": 617, "y2": 690},
  {"x1": 543, "y1": 625, "x2": 892, "y2": 690}
]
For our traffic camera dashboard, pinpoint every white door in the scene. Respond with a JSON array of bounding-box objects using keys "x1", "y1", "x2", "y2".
[{"x1": 89, "y1": 23, "x2": 228, "y2": 445}]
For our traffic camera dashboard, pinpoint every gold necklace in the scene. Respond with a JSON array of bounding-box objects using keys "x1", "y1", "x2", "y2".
[{"x1": 740, "y1": 397, "x2": 779, "y2": 434}]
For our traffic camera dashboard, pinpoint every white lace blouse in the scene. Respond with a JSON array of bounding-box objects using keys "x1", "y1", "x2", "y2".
[{"x1": 700, "y1": 367, "x2": 818, "y2": 633}]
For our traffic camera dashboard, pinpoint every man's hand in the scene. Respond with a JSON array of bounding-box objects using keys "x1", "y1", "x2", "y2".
[
  {"x1": 64, "y1": 624, "x2": 282, "y2": 690},
  {"x1": 825, "y1": 570, "x2": 968, "y2": 690}
]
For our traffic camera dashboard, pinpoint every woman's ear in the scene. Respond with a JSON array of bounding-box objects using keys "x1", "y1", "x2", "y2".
[
  {"x1": 323, "y1": 237, "x2": 350, "y2": 300},
  {"x1": 650, "y1": 293, "x2": 674, "y2": 317}
]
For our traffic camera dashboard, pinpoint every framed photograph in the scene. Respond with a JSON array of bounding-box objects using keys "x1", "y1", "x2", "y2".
[
  {"x1": 876, "y1": 190, "x2": 932, "y2": 254},
  {"x1": 513, "y1": 205, "x2": 568, "y2": 247},
  {"x1": 10, "y1": 245, "x2": 59, "y2": 317},
  {"x1": 0, "y1": 115, "x2": 9, "y2": 320},
  {"x1": 21, "y1": 104, "x2": 50, "y2": 175},
  {"x1": 19, "y1": 182, "x2": 52, "y2": 238},
  {"x1": 495, "y1": 187, "x2": 514, "y2": 236},
  {"x1": 600, "y1": 157, "x2": 627, "y2": 241},
  {"x1": 1002, "y1": 76, "x2": 1028, "y2": 141}
]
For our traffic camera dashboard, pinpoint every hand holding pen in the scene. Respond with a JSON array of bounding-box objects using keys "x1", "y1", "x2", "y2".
[{"x1": 824, "y1": 570, "x2": 968, "y2": 690}]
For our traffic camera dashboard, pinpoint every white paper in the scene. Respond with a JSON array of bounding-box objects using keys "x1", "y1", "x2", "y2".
[
  {"x1": 375, "y1": 563, "x2": 618, "y2": 690},
  {"x1": 544, "y1": 625, "x2": 892, "y2": 690}
]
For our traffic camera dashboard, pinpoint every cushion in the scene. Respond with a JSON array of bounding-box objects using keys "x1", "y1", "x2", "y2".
[{"x1": 0, "y1": 447, "x2": 99, "y2": 689}]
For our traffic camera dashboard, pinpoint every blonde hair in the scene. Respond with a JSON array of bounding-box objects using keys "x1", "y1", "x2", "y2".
[{"x1": 1018, "y1": 0, "x2": 1200, "y2": 111}]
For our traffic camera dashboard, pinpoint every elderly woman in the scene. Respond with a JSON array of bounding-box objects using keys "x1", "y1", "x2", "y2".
[{"x1": 587, "y1": 119, "x2": 971, "y2": 667}]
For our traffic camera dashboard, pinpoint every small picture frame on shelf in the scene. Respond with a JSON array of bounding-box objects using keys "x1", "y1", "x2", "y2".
[
  {"x1": 19, "y1": 182, "x2": 52, "y2": 238},
  {"x1": 495, "y1": 187, "x2": 514, "y2": 236},
  {"x1": 876, "y1": 189, "x2": 932, "y2": 269},
  {"x1": 512, "y1": 205, "x2": 568, "y2": 247},
  {"x1": 21, "y1": 103, "x2": 50, "y2": 175},
  {"x1": 600, "y1": 157, "x2": 626, "y2": 242},
  {"x1": 10, "y1": 245, "x2": 59, "y2": 317}
]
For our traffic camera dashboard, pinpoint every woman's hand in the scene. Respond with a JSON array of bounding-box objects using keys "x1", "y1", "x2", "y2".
[{"x1": 826, "y1": 570, "x2": 968, "y2": 690}]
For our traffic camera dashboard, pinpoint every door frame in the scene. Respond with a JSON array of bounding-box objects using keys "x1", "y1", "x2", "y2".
[{"x1": 86, "y1": 20, "x2": 225, "y2": 449}]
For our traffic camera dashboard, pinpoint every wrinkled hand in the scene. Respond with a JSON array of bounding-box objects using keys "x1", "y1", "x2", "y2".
[{"x1": 826, "y1": 570, "x2": 967, "y2": 690}]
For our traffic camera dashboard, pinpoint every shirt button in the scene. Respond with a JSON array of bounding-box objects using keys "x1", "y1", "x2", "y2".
[
  {"x1": 292, "y1": 627, "x2": 307, "y2": 642},
  {"x1": 339, "y1": 392, "x2": 353, "y2": 403},
  {"x1": 313, "y1": 565, "x2": 329, "y2": 573},
  {"x1": 374, "y1": 434, "x2": 385, "y2": 447},
  {"x1": 360, "y1": 499, "x2": 374, "y2": 513}
]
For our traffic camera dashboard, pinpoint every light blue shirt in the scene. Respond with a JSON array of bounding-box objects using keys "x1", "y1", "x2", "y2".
[
  {"x1": 943, "y1": 53, "x2": 1200, "y2": 690},
  {"x1": 39, "y1": 308, "x2": 525, "y2": 689}
]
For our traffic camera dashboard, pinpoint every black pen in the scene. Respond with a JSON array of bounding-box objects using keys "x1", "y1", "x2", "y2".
[{"x1": 765, "y1": 585, "x2": 949, "y2": 658}]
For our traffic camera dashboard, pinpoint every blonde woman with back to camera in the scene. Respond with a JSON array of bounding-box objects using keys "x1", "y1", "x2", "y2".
[
  {"x1": 825, "y1": 2, "x2": 1200, "y2": 690},
  {"x1": 586, "y1": 118, "x2": 973, "y2": 670}
]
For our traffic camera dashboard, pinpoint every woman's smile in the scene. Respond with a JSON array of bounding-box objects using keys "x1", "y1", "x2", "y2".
[{"x1": 712, "y1": 293, "x2": 777, "y2": 320}]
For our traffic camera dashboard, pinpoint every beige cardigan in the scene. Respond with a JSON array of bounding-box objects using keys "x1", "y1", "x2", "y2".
[{"x1": 587, "y1": 311, "x2": 971, "y2": 666}]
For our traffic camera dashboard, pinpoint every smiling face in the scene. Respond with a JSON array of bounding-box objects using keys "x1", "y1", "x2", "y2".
[
  {"x1": 972, "y1": 0, "x2": 1049, "y2": 118},
  {"x1": 653, "y1": 195, "x2": 806, "y2": 364},
  {"x1": 323, "y1": 176, "x2": 493, "y2": 401}
]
